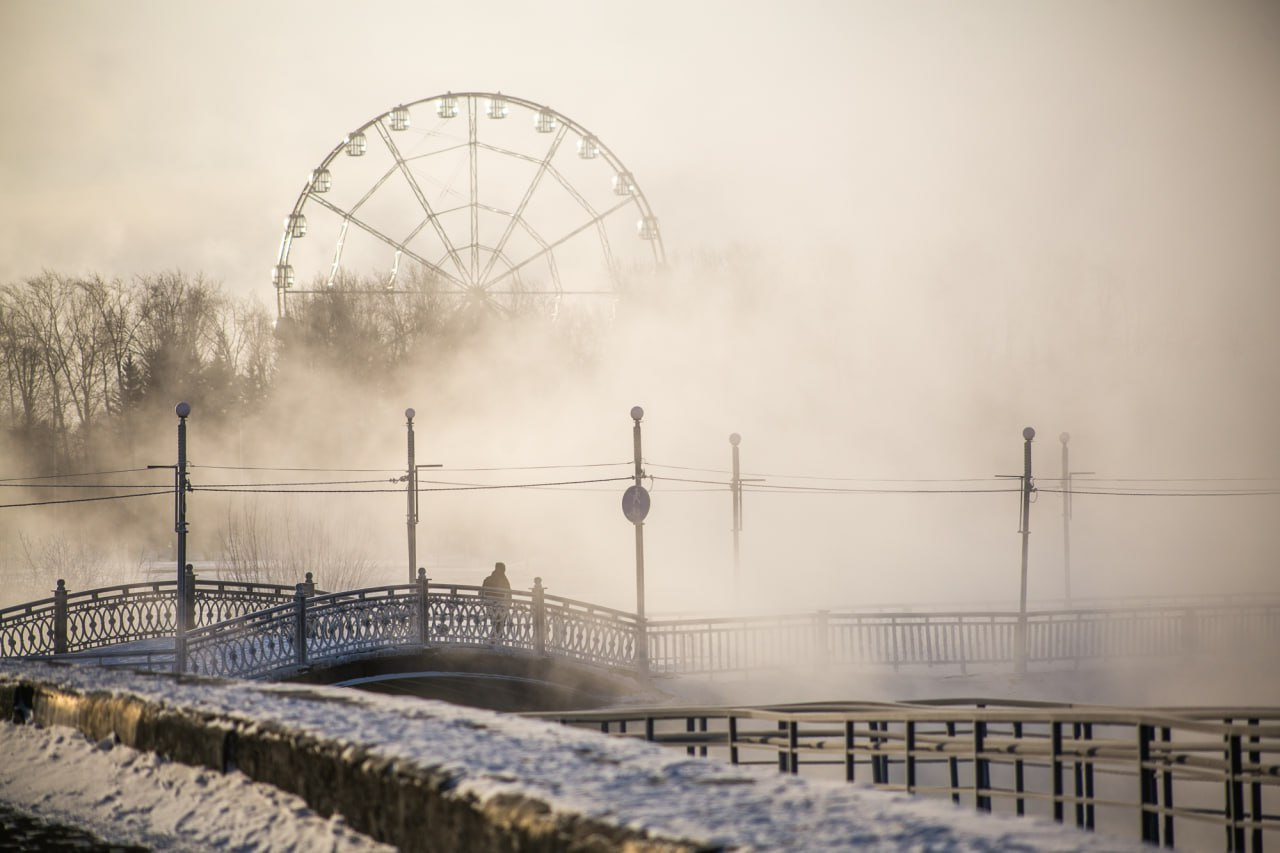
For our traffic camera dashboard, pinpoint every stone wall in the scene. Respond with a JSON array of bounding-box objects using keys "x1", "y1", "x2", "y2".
[{"x1": 0, "y1": 663, "x2": 705, "y2": 852}]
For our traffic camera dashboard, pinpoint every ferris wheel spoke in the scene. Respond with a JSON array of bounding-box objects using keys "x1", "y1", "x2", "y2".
[
  {"x1": 374, "y1": 121, "x2": 470, "y2": 282},
  {"x1": 473, "y1": 140, "x2": 600, "y2": 222},
  {"x1": 468, "y1": 97, "x2": 481, "y2": 285},
  {"x1": 307, "y1": 194, "x2": 465, "y2": 287},
  {"x1": 479, "y1": 124, "x2": 569, "y2": 286},
  {"x1": 485, "y1": 196, "x2": 635, "y2": 290},
  {"x1": 277, "y1": 92, "x2": 663, "y2": 319}
]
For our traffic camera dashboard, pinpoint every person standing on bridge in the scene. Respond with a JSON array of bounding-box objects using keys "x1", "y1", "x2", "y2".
[{"x1": 480, "y1": 562, "x2": 512, "y2": 641}]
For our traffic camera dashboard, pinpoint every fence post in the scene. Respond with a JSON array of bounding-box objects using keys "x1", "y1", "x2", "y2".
[
  {"x1": 183, "y1": 563, "x2": 196, "y2": 630},
  {"x1": 532, "y1": 577, "x2": 546, "y2": 656},
  {"x1": 815, "y1": 609, "x2": 830, "y2": 671},
  {"x1": 53, "y1": 579, "x2": 68, "y2": 654},
  {"x1": 1181, "y1": 607, "x2": 1198, "y2": 657},
  {"x1": 1225, "y1": 729, "x2": 1246, "y2": 852},
  {"x1": 1051, "y1": 721, "x2": 1064, "y2": 824},
  {"x1": 1139, "y1": 723, "x2": 1160, "y2": 845},
  {"x1": 294, "y1": 582, "x2": 308, "y2": 667},
  {"x1": 417, "y1": 568, "x2": 429, "y2": 645},
  {"x1": 636, "y1": 619, "x2": 650, "y2": 678},
  {"x1": 974, "y1": 719, "x2": 991, "y2": 811}
]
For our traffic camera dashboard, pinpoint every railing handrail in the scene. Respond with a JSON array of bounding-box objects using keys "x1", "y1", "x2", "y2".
[
  {"x1": 649, "y1": 601, "x2": 1280, "y2": 629},
  {"x1": 425, "y1": 582, "x2": 641, "y2": 623},
  {"x1": 536, "y1": 699, "x2": 1280, "y2": 849},
  {"x1": 0, "y1": 578, "x2": 302, "y2": 618},
  {"x1": 9, "y1": 580, "x2": 1280, "y2": 684}
]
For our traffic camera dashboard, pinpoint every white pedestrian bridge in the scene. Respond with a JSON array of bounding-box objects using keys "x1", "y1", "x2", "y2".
[{"x1": 2, "y1": 573, "x2": 1277, "y2": 682}]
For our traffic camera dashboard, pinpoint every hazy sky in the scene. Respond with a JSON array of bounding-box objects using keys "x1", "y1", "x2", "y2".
[
  {"x1": 3, "y1": 1, "x2": 1279, "y2": 611},
  {"x1": 4, "y1": 2, "x2": 1275, "y2": 290}
]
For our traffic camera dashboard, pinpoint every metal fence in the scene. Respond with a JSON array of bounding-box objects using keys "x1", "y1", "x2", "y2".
[
  {"x1": 0, "y1": 578, "x2": 301, "y2": 657},
  {"x1": 536, "y1": 700, "x2": 1280, "y2": 851},
  {"x1": 646, "y1": 603, "x2": 1280, "y2": 675},
  {"x1": 183, "y1": 576, "x2": 644, "y2": 679},
  {"x1": 6, "y1": 579, "x2": 1279, "y2": 681}
]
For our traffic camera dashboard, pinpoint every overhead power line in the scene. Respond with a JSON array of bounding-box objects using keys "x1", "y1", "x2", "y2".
[
  {"x1": 1038, "y1": 486, "x2": 1280, "y2": 498},
  {"x1": 0, "y1": 467, "x2": 156, "y2": 483},
  {"x1": 0, "y1": 490, "x2": 171, "y2": 509},
  {"x1": 648, "y1": 462, "x2": 997, "y2": 483},
  {"x1": 191, "y1": 461, "x2": 630, "y2": 474},
  {"x1": 193, "y1": 476, "x2": 633, "y2": 495},
  {"x1": 744, "y1": 484, "x2": 1022, "y2": 495},
  {"x1": 0, "y1": 482, "x2": 171, "y2": 489}
]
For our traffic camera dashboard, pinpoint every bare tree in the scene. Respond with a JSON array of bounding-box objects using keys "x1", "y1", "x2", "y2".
[
  {"x1": 218, "y1": 496, "x2": 374, "y2": 591},
  {"x1": 16, "y1": 530, "x2": 110, "y2": 594}
]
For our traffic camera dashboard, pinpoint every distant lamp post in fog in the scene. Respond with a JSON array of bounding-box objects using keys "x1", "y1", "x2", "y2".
[
  {"x1": 728, "y1": 433, "x2": 763, "y2": 602},
  {"x1": 1059, "y1": 433, "x2": 1094, "y2": 605},
  {"x1": 404, "y1": 408, "x2": 442, "y2": 584},
  {"x1": 730, "y1": 433, "x2": 742, "y2": 590},
  {"x1": 1016, "y1": 426, "x2": 1035, "y2": 676}
]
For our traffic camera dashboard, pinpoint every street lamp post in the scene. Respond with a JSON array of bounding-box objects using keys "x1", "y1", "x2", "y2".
[
  {"x1": 1059, "y1": 432, "x2": 1094, "y2": 605},
  {"x1": 406, "y1": 408, "x2": 416, "y2": 584},
  {"x1": 727, "y1": 433, "x2": 763, "y2": 602},
  {"x1": 622, "y1": 406, "x2": 651, "y2": 675},
  {"x1": 1017, "y1": 426, "x2": 1035, "y2": 676},
  {"x1": 730, "y1": 433, "x2": 741, "y2": 590},
  {"x1": 404, "y1": 408, "x2": 443, "y2": 585},
  {"x1": 174, "y1": 402, "x2": 191, "y2": 673},
  {"x1": 632, "y1": 407, "x2": 646, "y2": 624}
]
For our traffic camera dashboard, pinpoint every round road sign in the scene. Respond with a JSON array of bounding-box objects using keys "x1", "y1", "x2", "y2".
[{"x1": 622, "y1": 484, "x2": 651, "y2": 523}]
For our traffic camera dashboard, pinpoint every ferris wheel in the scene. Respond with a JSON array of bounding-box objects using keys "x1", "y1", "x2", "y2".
[{"x1": 272, "y1": 91, "x2": 665, "y2": 319}]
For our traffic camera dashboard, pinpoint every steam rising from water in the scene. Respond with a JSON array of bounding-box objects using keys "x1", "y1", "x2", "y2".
[{"x1": 2, "y1": 5, "x2": 1278, "y2": 656}]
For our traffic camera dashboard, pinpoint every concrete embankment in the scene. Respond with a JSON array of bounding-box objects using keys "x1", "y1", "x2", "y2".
[
  {"x1": 0, "y1": 660, "x2": 1140, "y2": 852},
  {"x1": 0, "y1": 661, "x2": 700, "y2": 852}
]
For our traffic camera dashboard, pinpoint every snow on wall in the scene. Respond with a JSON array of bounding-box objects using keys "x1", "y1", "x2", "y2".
[{"x1": 0, "y1": 660, "x2": 1143, "y2": 851}]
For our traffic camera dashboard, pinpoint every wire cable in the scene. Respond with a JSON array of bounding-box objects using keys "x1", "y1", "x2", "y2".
[
  {"x1": 0, "y1": 467, "x2": 156, "y2": 483},
  {"x1": 1038, "y1": 486, "x2": 1280, "y2": 497},
  {"x1": 194, "y1": 476, "x2": 634, "y2": 495},
  {"x1": 191, "y1": 461, "x2": 630, "y2": 474},
  {"x1": 743, "y1": 483, "x2": 1022, "y2": 495},
  {"x1": 648, "y1": 462, "x2": 997, "y2": 483},
  {"x1": 0, "y1": 481, "x2": 173, "y2": 489},
  {"x1": 0, "y1": 490, "x2": 171, "y2": 509}
]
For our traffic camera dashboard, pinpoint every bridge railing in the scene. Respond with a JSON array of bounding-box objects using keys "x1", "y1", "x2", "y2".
[
  {"x1": 536, "y1": 700, "x2": 1280, "y2": 850},
  {"x1": 645, "y1": 602, "x2": 1280, "y2": 675},
  {"x1": 0, "y1": 578, "x2": 301, "y2": 658},
  {"x1": 184, "y1": 577, "x2": 645, "y2": 679}
]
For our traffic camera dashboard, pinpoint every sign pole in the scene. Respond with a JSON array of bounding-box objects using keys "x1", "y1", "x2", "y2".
[
  {"x1": 1017, "y1": 426, "x2": 1035, "y2": 676},
  {"x1": 623, "y1": 406, "x2": 651, "y2": 675},
  {"x1": 406, "y1": 408, "x2": 416, "y2": 585}
]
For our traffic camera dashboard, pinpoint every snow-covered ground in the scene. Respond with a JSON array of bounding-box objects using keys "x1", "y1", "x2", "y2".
[
  {"x1": 0, "y1": 722, "x2": 392, "y2": 851},
  {"x1": 1, "y1": 660, "x2": 1145, "y2": 851}
]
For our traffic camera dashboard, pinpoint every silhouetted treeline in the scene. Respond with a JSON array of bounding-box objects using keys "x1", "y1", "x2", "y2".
[
  {"x1": 0, "y1": 271, "x2": 273, "y2": 471},
  {"x1": 0, "y1": 269, "x2": 583, "y2": 475}
]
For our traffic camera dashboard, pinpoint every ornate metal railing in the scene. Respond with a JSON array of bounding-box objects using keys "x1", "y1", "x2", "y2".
[
  {"x1": 536, "y1": 701, "x2": 1280, "y2": 850},
  {"x1": 183, "y1": 576, "x2": 643, "y2": 680},
  {"x1": 646, "y1": 602, "x2": 1280, "y2": 675},
  {"x1": 0, "y1": 578, "x2": 302, "y2": 658},
  {"x1": 7, "y1": 578, "x2": 1279, "y2": 683}
]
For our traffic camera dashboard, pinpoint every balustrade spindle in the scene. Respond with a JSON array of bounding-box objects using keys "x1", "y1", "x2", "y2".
[
  {"x1": 53, "y1": 580, "x2": 68, "y2": 654},
  {"x1": 294, "y1": 583, "x2": 308, "y2": 666},
  {"x1": 533, "y1": 577, "x2": 546, "y2": 656},
  {"x1": 417, "y1": 569, "x2": 430, "y2": 644}
]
